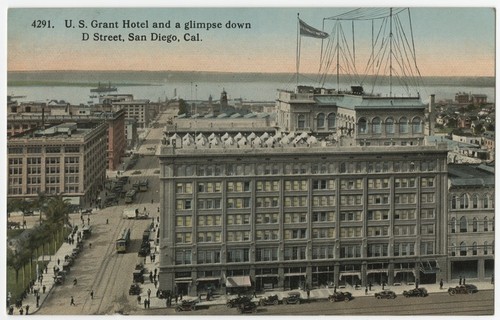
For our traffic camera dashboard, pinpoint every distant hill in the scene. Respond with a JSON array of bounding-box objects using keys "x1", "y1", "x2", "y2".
[{"x1": 7, "y1": 70, "x2": 495, "y2": 88}]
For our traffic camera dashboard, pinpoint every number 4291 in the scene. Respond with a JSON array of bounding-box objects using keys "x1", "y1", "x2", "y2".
[{"x1": 32, "y1": 20, "x2": 52, "y2": 28}]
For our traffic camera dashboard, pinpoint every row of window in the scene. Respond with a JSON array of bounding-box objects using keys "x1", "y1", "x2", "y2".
[
  {"x1": 450, "y1": 194, "x2": 494, "y2": 209},
  {"x1": 174, "y1": 160, "x2": 438, "y2": 177},
  {"x1": 174, "y1": 241, "x2": 436, "y2": 265},
  {"x1": 174, "y1": 224, "x2": 435, "y2": 243},
  {"x1": 8, "y1": 146, "x2": 81, "y2": 154},
  {"x1": 449, "y1": 216, "x2": 495, "y2": 233},
  {"x1": 175, "y1": 208, "x2": 435, "y2": 224},
  {"x1": 449, "y1": 241, "x2": 495, "y2": 256}
]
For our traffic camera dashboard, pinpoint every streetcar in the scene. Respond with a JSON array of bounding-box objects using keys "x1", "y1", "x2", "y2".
[
  {"x1": 125, "y1": 190, "x2": 137, "y2": 204},
  {"x1": 139, "y1": 179, "x2": 149, "y2": 192},
  {"x1": 116, "y1": 228, "x2": 131, "y2": 253}
]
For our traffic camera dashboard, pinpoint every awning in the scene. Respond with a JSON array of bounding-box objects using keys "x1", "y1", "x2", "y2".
[
  {"x1": 367, "y1": 270, "x2": 389, "y2": 275},
  {"x1": 255, "y1": 274, "x2": 279, "y2": 278},
  {"x1": 175, "y1": 277, "x2": 192, "y2": 283},
  {"x1": 197, "y1": 277, "x2": 220, "y2": 282},
  {"x1": 284, "y1": 273, "x2": 306, "y2": 277},
  {"x1": 339, "y1": 272, "x2": 361, "y2": 277},
  {"x1": 394, "y1": 270, "x2": 416, "y2": 276},
  {"x1": 225, "y1": 276, "x2": 252, "y2": 288}
]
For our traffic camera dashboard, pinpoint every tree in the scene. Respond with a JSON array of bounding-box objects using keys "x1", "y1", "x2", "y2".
[
  {"x1": 7, "y1": 241, "x2": 31, "y2": 286},
  {"x1": 44, "y1": 195, "x2": 71, "y2": 227},
  {"x1": 473, "y1": 123, "x2": 484, "y2": 135}
]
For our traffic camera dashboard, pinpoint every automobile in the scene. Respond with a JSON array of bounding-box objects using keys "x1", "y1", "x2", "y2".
[
  {"x1": 135, "y1": 263, "x2": 145, "y2": 272},
  {"x1": 175, "y1": 299, "x2": 198, "y2": 312},
  {"x1": 374, "y1": 290, "x2": 397, "y2": 299},
  {"x1": 259, "y1": 294, "x2": 280, "y2": 306},
  {"x1": 81, "y1": 208, "x2": 93, "y2": 214},
  {"x1": 227, "y1": 296, "x2": 252, "y2": 308},
  {"x1": 24, "y1": 210, "x2": 34, "y2": 216},
  {"x1": 448, "y1": 284, "x2": 478, "y2": 295},
  {"x1": 133, "y1": 270, "x2": 144, "y2": 284},
  {"x1": 282, "y1": 292, "x2": 303, "y2": 305},
  {"x1": 237, "y1": 301, "x2": 258, "y2": 314},
  {"x1": 403, "y1": 287, "x2": 428, "y2": 297},
  {"x1": 129, "y1": 284, "x2": 141, "y2": 295},
  {"x1": 328, "y1": 291, "x2": 353, "y2": 302},
  {"x1": 138, "y1": 245, "x2": 151, "y2": 257},
  {"x1": 54, "y1": 275, "x2": 65, "y2": 285}
]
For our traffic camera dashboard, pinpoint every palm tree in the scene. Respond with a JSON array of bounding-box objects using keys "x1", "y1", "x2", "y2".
[
  {"x1": 7, "y1": 240, "x2": 31, "y2": 288},
  {"x1": 44, "y1": 195, "x2": 71, "y2": 227}
]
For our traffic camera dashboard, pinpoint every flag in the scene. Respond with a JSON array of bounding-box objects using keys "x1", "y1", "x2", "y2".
[{"x1": 299, "y1": 18, "x2": 329, "y2": 39}]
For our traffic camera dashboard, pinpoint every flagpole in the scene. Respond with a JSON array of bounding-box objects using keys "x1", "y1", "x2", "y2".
[{"x1": 296, "y1": 13, "x2": 300, "y2": 89}]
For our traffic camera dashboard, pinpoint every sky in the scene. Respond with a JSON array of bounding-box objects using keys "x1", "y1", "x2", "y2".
[{"x1": 5, "y1": 4, "x2": 496, "y2": 77}]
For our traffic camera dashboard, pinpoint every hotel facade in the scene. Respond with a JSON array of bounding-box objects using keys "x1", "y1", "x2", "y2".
[{"x1": 157, "y1": 87, "x2": 451, "y2": 295}]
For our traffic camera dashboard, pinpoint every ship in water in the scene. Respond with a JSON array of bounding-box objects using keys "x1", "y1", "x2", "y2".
[{"x1": 90, "y1": 81, "x2": 117, "y2": 93}]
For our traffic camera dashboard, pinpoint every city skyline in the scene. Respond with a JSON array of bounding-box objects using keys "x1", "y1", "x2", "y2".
[{"x1": 7, "y1": 7, "x2": 495, "y2": 77}]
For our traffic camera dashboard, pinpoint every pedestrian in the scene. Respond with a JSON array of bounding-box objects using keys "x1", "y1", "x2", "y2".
[
  {"x1": 459, "y1": 276, "x2": 462, "y2": 285},
  {"x1": 57, "y1": 258, "x2": 60, "y2": 265},
  {"x1": 36, "y1": 295, "x2": 40, "y2": 307},
  {"x1": 137, "y1": 295, "x2": 142, "y2": 304},
  {"x1": 157, "y1": 207, "x2": 159, "y2": 213},
  {"x1": 19, "y1": 308, "x2": 24, "y2": 315},
  {"x1": 253, "y1": 290, "x2": 257, "y2": 298},
  {"x1": 8, "y1": 305, "x2": 14, "y2": 315},
  {"x1": 106, "y1": 218, "x2": 109, "y2": 224},
  {"x1": 179, "y1": 293, "x2": 183, "y2": 300},
  {"x1": 463, "y1": 277, "x2": 466, "y2": 285},
  {"x1": 175, "y1": 294, "x2": 178, "y2": 304},
  {"x1": 147, "y1": 298, "x2": 150, "y2": 308},
  {"x1": 90, "y1": 290, "x2": 94, "y2": 299},
  {"x1": 334, "y1": 285, "x2": 337, "y2": 293},
  {"x1": 368, "y1": 282, "x2": 372, "y2": 291},
  {"x1": 151, "y1": 199, "x2": 153, "y2": 204},
  {"x1": 439, "y1": 279, "x2": 444, "y2": 289},
  {"x1": 25, "y1": 304, "x2": 29, "y2": 315},
  {"x1": 415, "y1": 279, "x2": 419, "y2": 289},
  {"x1": 70, "y1": 296, "x2": 75, "y2": 306},
  {"x1": 87, "y1": 217, "x2": 90, "y2": 225},
  {"x1": 382, "y1": 281, "x2": 385, "y2": 290},
  {"x1": 42, "y1": 284, "x2": 46, "y2": 294},
  {"x1": 306, "y1": 289, "x2": 310, "y2": 299},
  {"x1": 45, "y1": 265, "x2": 48, "y2": 273},
  {"x1": 154, "y1": 279, "x2": 158, "y2": 288},
  {"x1": 365, "y1": 286, "x2": 368, "y2": 295},
  {"x1": 73, "y1": 278, "x2": 78, "y2": 286},
  {"x1": 147, "y1": 288, "x2": 151, "y2": 299},
  {"x1": 144, "y1": 298, "x2": 147, "y2": 309},
  {"x1": 144, "y1": 207, "x2": 146, "y2": 212}
]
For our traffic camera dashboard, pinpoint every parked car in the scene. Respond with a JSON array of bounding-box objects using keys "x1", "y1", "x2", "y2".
[
  {"x1": 328, "y1": 291, "x2": 353, "y2": 302},
  {"x1": 175, "y1": 299, "x2": 198, "y2": 312},
  {"x1": 282, "y1": 292, "x2": 303, "y2": 305},
  {"x1": 259, "y1": 294, "x2": 280, "y2": 306},
  {"x1": 227, "y1": 296, "x2": 252, "y2": 308},
  {"x1": 129, "y1": 284, "x2": 141, "y2": 295},
  {"x1": 24, "y1": 210, "x2": 34, "y2": 216},
  {"x1": 448, "y1": 284, "x2": 478, "y2": 295},
  {"x1": 81, "y1": 208, "x2": 92, "y2": 214},
  {"x1": 374, "y1": 290, "x2": 397, "y2": 299},
  {"x1": 238, "y1": 301, "x2": 258, "y2": 314},
  {"x1": 403, "y1": 288, "x2": 428, "y2": 297},
  {"x1": 133, "y1": 270, "x2": 144, "y2": 284},
  {"x1": 157, "y1": 290, "x2": 171, "y2": 299}
]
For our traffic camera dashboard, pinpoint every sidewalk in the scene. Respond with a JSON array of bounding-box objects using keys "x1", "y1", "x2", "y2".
[{"x1": 8, "y1": 224, "x2": 90, "y2": 315}]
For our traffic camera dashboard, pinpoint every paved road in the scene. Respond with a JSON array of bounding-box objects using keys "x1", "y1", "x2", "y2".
[{"x1": 127, "y1": 290, "x2": 494, "y2": 316}]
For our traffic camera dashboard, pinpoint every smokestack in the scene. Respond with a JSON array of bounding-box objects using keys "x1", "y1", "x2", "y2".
[
  {"x1": 428, "y1": 94, "x2": 435, "y2": 136},
  {"x1": 42, "y1": 106, "x2": 45, "y2": 129}
]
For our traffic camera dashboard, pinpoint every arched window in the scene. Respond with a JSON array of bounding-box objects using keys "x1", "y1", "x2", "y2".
[
  {"x1": 451, "y1": 195, "x2": 457, "y2": 209},
  {"x1": 412, "y1": 117, "x2": 422, "y2": 133},
  {"x1": 483, "y1": 194, "x2": 489, "y2": 208},
  {"x1": 484, "y1": 241, "x2": 489, "y2": 255},
  {"x1": 450, "y1": 217, "x2": 456, "y2": 233},
  {"x1": 317, "y1": 113, "x2": 325, "y2": 129},
  {"x1": 372, "y1": 117, "x2": 381, "y2": 134},
  {"x1": 472, "y1": 194, "x2": 479, "y2": 208},
  {"x1": 472, "y1": 217, "x2": 478, "y2": 232},
  {"x1": 472, "y1": 242, "x2": 478, "y2": 255},
  {"x1": 297, "y1": 114, "x2": 305, "y2": 129},
  {"x1": 484, "y1": 217, "x2": 489, "y2": 231},
  {"x1": 459, "y1": 216, "x2": 467, "y2": 232},
  {"x1": 385, "y1": 117, "x2": 394, "y2": 134},
  {"x1": 358, "y1": 118, "x2": 367, "y2": 134},
  {"x1": 399, "y1": 117, "x2": 408, "y2": 133},
  {"x1": 460, "y1": 193, "x2": 469, "y2": 209},
  {"x1": 459, "y1": 241, "x2": 467, "y2": 256},
  {"x1": 327, "y1": 113, "x2": 336, "y2": 129},
  {"x1": 450, "y1": 242, "x2": 456, "y2": 256}
]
